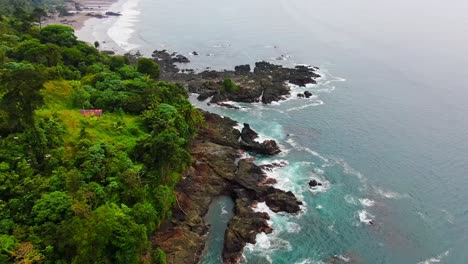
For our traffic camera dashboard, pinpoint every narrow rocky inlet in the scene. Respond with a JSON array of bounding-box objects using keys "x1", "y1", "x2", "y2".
[
  {"x1": 154, "y1": 111, "x2": 303, "y2": 263},
  {"x1": 199, "y1": 196, "x2": 235, "y2": 263}
]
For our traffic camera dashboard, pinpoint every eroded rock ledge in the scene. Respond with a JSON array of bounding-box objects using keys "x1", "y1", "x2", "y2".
[
  {"x1": 154, "y1": 111, "x2": 302, "y2": 264},
  {"x1": 148, "y1": 50, "x2": 320, "y2": 104}
]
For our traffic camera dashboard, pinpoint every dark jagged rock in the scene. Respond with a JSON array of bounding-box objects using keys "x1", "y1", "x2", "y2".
[
  {"x1": 239, "y1": 124, "x2": 281, "y2": 155},
  {"x1": 217, "y1": 102, "x2": 240, "y2": 109},
  {"x1": 297, "y1": 93, "x2": 305, "y2": 98},
  {"x1": 223, "y1": 190, "x2": 271, "y2": 263},
  {"x1": 240, "y1": 123, "x2": 258, "y2": 142},
  {"x1": 309, "y1": 179, "x2": 323, "y2": 187},
  {"x1": 304, "y1": 91, "x2": 313, "y2": 98},
  {"x1": 289, "y1": 65, "x2": 319, "y2": 86},
  {"x1": 264, "y1": 190, "x2": 303, "y2": 213},
  {"x1": 105, "y1": 11, "x2": 122, "y2": 16},
  {"x1": 240, "y1": 138, "x2": 281, "y2": 156},
  {"x1": 261, "y1": 80, "x2": 290, "y2": 104},
  {"x1": 156, "y1": 111, "x2": 301, "y2": 264},
  {"x1": 157, "y1": 56, "x2": 319, "y2": 104},
  {"x1": 259, "y1": 161, "x2": 287, "y2": 172},
  {"x1": 261, "y1": 178, "x2": 278, "y2": 185},
  {"x1": 152, "y1": 50, "x2": 180, "y2": 74},
  {"x1": 86, "y1": 13, "x2": 106, "y2": 19},
  {"x1": 173, "y1": 54, "x2": 190, "y2": 63},
  {"x1": 151, "y1": 50, "x2": 192, "y2": 75},
  {"x1": 196, "y1": 91, "x2": 216, "y2": 101},
  {"x1": 234, "y1": 64, "x2": 251, "y2": 74}
]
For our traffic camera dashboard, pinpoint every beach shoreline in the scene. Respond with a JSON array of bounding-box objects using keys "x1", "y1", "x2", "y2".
[{"x1": 45, "y1": 0, "x2": 132, "y2": 53}]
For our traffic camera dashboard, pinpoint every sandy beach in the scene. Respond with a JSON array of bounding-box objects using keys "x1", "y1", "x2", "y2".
[
  {"x1": 45, "y1": 0, "x2": 133, "y2": 53},
  {"x1": 44, "y1": 0, "x2": 119, "y2": 30}
]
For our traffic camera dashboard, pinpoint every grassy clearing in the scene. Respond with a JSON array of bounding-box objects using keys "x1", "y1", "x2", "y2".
[{"x1": 38, "y1": 80, "x2": 148, "y2": 157}]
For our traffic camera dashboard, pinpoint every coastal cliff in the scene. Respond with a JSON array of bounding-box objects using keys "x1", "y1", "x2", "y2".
[
  {"x1": 149, "y1": 50, "x2": 321, "y2": 263},
  {"x1": 154, "y1": 111, "x2": 302, "y2": 263}
]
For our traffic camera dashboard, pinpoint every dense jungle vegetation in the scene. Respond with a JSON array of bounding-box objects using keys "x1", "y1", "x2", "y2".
[{"x1": 0, "y1": 12, "x2": 203, "y2": 264}]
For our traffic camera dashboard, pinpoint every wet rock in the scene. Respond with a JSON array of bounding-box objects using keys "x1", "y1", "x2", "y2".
[
  {"x1": 217, "y1": 102, "x2": 240, "y2": 109},
  {"x1": 289, "y1": 65, "x2": 320, "y2": 87},
  {"x1": 160, "y1": 58, "x2": 320, "y2": 104},
  {"x1": 264, "y1": 190, "x2": 302, "y2": 213},
  {"x1": 234, "y1": 64, "x2": 251, "y2": 74},
  {"x1": 173, "y1": 54, "x2": 190, "y2": 63},
  {"x1": 261, "y1": 178, "x2": 278, "y2": 185},
  {"x1": 259, "y1": 161, "x2": 287, "y2": 172},
  {"x1": 192, "y1": 51, "x2": 199, "y2": 56},
  {"x1": 304, "y1": 91, "x2": 313, "y2": 98},
  {"x1": 105, "y1": 11, "x2": 122, "y2": 16},
  {"x1": 309, "y1": 179, "x2": 322, "y2": 187},
  {"x1": 156, "y1": 112, "x2": 301, "y2": 264},
  {"x1": 297, "y1": 93, "x2": 305, "y2": 98},
  {"x1": 223, "y1": 189, "x2": 272, "y2": 263},
  {"x1": 196, "y1": 91, "x2": 216, "y2": 101},
  {"x1": 240, "y1": 139, "x2": 281, "y2": 156},
  {"x1": 239, "y1": 123, "x2": 281, "y2": 155},
  {"x1": 240, "y1": 123, "x2": 258, "y2": 142}
]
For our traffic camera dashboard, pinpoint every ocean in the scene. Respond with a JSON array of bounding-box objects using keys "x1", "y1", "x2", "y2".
[{"x1": 77, "y1": 0, "x2": 468, "y2": 263}]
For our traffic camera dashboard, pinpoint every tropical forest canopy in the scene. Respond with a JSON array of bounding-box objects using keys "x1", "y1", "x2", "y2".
[{"x1": 0, "y1": 12, "x2": 203, "y2": 264}]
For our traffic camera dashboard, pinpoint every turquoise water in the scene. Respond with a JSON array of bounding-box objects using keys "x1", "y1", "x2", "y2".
[
  {"x1": 200, "y1": 196, "x2": 235, "y2": 263},
  {"x1": 108, "y1": 0, "x2": 468, "y2": 262}
]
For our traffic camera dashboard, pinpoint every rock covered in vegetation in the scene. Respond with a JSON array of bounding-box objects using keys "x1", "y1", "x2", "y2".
[{"x1": 152, "y1": 50, "x2": 320, "y2": 104}]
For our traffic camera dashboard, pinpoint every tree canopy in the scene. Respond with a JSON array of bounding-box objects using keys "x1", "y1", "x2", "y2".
[{"x1": 0, "y1": 13, "x2": 202, "y2": 264}]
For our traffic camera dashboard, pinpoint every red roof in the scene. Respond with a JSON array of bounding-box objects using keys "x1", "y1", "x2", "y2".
[{"x1": 79, "y1": 109, "x2": 103, "y2": 116}]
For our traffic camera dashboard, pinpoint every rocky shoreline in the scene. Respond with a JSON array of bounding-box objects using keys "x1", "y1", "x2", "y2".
[
  {"x1": 154, "y1": 111, "x2": 302, "y2": 263},
  {"x1": 147, "y1": 50, "x2": 321, "y2": 263},
  {"x1": 145, "y1": 50, "x2": 321, "y2": 105}
]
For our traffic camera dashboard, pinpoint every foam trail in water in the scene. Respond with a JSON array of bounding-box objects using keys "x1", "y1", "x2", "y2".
[
  {"x1": 417, "y1": 250, "x2": 450, "y2": 264},
  {"x1": 286, "y1": 222, "x2": 301, "y2": 233},
  {"x1": 344, "y1": 195, "x2": 358, "y2": 205},
  {"x1": 373, "y1": 186, "x2": 407, "y2": 199},
  {"x1": 359, "y1": 198, "x2": 375, "y2": 207},
  {"x1": 286, "y1": 100, "x2": 324, "y2": 112}
]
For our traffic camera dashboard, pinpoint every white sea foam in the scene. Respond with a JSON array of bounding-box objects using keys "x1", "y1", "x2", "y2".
[
  {"x1": 244, "y1": 232, "x2": 292, "y2": 261},
  {"x1": 286, "y1": 100, "x2": 325, "y2": 112},
  {"x1": 336, "y1": 255, "x2": 351, "y2": 262},
  {"x1": 221, "y1": 206, "x2": 228, "y2": 215},
  {"x1": 294, "y1": 259, "x2": 314, "y2": 264},
  {"x1": 359, "y1": 198, "x2": 375, "y2": 207},
  {"x1": 286, "y1": 138, "x2": 329, "y2": 163},
  {"x1": 216, "y1": 100, "x2": 245, "y2": 110},
  {"x1": 286, "y1": 222, "x2": 301, "y2": 233},
  {"x1": 308, "y1": 178, "x2": 331, "y2": 195},
  {"x1": 374, "y1": 187, "x2": 407, "y2": 199},
  {"x1": 107, "y1": 0, "x2": 142, "y2": 51},
  {"x1": 328, "y1": 222, "x2": 339, "y2": 234},
  {"x1": 344, "y1": 195, "x2": 358, "y2": 205},
  {"x1": 357, "y1": 210, "x2": 375, "y2": 225},
  {"x1": 316, "y1": 204, "x2": 323, "y2": 209},
  {"x1": 313, "y1": 168, "x2": 325, "y2": 175},
  {"x1": 417, "y1": 250, "x2": 450, "y2": 264}
]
